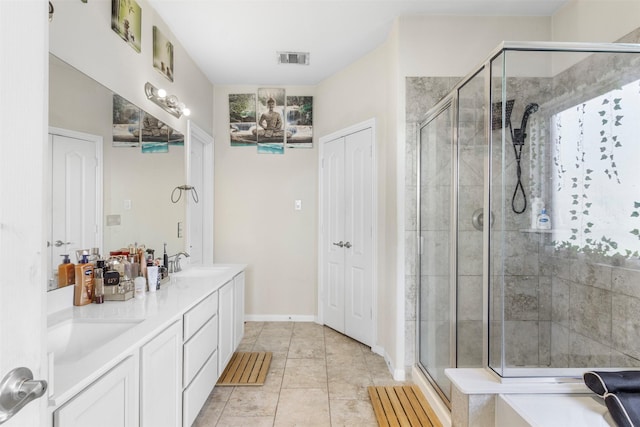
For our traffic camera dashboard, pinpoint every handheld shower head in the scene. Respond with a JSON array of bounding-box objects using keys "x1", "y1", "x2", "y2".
[{"x1": 512, "y1": 102, "x2": 539, "y2": 145}]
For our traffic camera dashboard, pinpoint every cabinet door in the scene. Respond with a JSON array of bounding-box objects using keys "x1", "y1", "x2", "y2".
[
  {"x1": 233, "y1": 271, "x2": 245, "y2": 349},
  {"x1": 218, "y1": 280, "x2": 234, "y2": 373},
  {"x1": 54, "y1": 356, "x2": 138, "y2": 427},
  {"x1": 140, "y1": 321, "x2": 182, "y2": 427}
]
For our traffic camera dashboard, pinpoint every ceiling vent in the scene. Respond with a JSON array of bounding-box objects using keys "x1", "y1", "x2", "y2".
[{"x1": 277, "y1": 51, "x2": 310, "y2": 65}]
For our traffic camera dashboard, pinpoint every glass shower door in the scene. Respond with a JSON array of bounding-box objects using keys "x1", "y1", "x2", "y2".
[{"x1": 418, "y1": 99, "x2": 454, "y2": 401}]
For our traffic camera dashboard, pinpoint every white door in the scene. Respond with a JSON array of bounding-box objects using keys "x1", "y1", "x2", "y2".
[
  {"x1": 49, "y1": 129, "x2": 101, "y2": 289},
  {"x1": 187, "y1": 121, "x2": 214, "y2": 264},
  {"x1": 0, "y1": 2, "x2": 48, "y2": 425},
  {"x1": 321, "y1": 124, "x2": 374, "y2": 346}
]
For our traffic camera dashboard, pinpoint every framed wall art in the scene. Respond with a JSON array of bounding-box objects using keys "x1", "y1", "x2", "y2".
[
  {"x1": 153, "y1": 26, "x2": 174, "y2": 81},
  {"x1": 256, "y1": 88, "x2": 285, "y2": 154},
  {"x1": 285, "y1": 96, "x2": 313, "y2": 148},
  {"x1": 111, "y1": 0, "x2": 142, "y2": 53},
  {"x1": 229, "y1": 93, "x2": 257, "y2": 146}
]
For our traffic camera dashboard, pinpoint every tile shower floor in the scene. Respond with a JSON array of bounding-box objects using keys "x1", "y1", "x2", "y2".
[{"x1": 194, "y1": 321, "x2": 407, "y2": 426}]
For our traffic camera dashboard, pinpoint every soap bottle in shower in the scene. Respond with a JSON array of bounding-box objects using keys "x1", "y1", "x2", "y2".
[{"x1": 537, "y1": 208, "x2": 551, "y2": 230}]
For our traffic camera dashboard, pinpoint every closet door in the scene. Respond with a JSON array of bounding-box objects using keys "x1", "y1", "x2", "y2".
[
  {"x1": 343, "y1": 128, "x2": 373, "y2": 345},
  {"x1": 322, "y1": 136, "x2": 346, "y2": 331},
  {"x1": 321, "y1": 126, "x2": 374, "y2": 347}
]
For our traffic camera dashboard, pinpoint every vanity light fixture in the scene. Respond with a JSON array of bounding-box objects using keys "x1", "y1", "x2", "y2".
[{"x1": 144, "y1": 82, "x2": 191, "y2": 118}]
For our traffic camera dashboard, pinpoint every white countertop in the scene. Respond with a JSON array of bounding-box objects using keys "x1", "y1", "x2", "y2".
[
  {"x1": 445, "y1": 368, "x2": 589, "y2": 395},
  {"x1": 47, "y1": 264, "x2": 246, "y2": 407}
]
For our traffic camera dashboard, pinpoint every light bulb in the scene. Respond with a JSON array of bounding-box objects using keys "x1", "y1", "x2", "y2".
[
  {"x1": 183, "y1": 108, "x2": 191, "y2": 117},
  {"x1": 157, "y1": 88, "x2": 167, "y2": 98}
]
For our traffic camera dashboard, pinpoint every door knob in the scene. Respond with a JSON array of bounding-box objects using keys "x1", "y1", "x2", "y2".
[
  {"x1": 344, "y1": 242, "x2": 352, "y2": 248},
  {"x1": 54, "y1": 240, "x2": 72, "y2": 247},
  {"x1": 332, "y1": 241, "x2": 344, "y2": 248},
  {"x1": 0, "y1": 367, "x2": 47, "y2": 424}
]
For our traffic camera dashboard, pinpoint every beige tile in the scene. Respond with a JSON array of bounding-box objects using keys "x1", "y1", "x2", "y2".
[
  {"x1": 274, "y1": 388, "x2": 330, "y2": 427},
  {"x1": 196, "y1": 322, "x2": 401, "y2": 426},
  {"x1": 282, "y1": 358, "x2": 328, "y2": 389},
  {"x1": 288, "y1": 336, "x2": 326, "y2": 359},
  {"x1": 221, "y1": 387, "x2": 280, "y2": 417},
  {"x1": 329, "y1": 399, "x2": 378, "y2": 426},
  {"x1": 214, "y1": 415, "x2": 275, "y2": 427}
]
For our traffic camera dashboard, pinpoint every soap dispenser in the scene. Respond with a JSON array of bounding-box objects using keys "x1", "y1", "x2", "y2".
[
  {"x1": 57, "y1": 254, "x2": 75, "y2": 288},
  {"x1": 537, "y1": 208, "x2": 551, "y2": 230},
  {"x1": 74, "y1": 251, "x2": 94, "y2": 306}
]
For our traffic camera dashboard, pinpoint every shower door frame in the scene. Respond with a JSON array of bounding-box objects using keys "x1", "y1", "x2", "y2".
[{"x1": 416, "y1": 94, "x2": 459, "y2": 407}]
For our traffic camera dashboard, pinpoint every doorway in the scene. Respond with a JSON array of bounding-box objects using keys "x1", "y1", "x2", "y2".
[
  {"x1": 319, "y1": 119, "x2": 376, "y2": 347},
  {"x1": 48, "y1": 127, "x2": 102, "y2": 290},
  {"x1": 186, "y1": 121, "x2": 214, "y2": 264}
]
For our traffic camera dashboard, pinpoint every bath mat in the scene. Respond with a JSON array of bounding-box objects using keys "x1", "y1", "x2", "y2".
[
  {"x1": 368, "y1": 385, "x2": 442, "y2": 427},
  {"x1": 216, "y1": 351, "x2": 272, "y2": 386}
]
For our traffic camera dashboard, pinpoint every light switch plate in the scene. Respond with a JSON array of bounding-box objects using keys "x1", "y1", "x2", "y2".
[{"x1": 295, "y1": 200, "x2": 302, "y2": 211}]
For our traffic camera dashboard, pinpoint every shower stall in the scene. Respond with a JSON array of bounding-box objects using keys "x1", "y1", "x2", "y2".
[{"x1": 416, "y1": 41, "x2": 640, "y2": 403}]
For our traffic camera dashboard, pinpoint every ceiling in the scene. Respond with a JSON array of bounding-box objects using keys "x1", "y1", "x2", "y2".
[{"x1": 148, "y1": 0, "x2": 569, "y2": 86}]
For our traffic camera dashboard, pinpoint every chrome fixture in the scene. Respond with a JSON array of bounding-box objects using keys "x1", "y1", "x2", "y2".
[
  {"x1": 144, "y1": 82, "x2": 191, "y2": 118},
  {"x1": 171, "y1": 185, "x2": 199, "y2": 204},
  {"x1": 332, "y1": 241, "x2": 352, "y2": 248},
  {"x1": 48, "y1": 2, "x2": 54, "y2": 21},
  {"x1": 0, "y1": 367, "x2": 47, "y2": 424},
  {"x1": 277, "y1": 51, "x2": 310, "y2": 65},
  {"x1": 170, "y1": 252, "x2": 190, "y2": 273}
]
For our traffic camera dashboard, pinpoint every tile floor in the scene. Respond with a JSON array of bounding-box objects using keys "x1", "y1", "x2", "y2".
[{"x1": 194, "y1": 321, "x2": 408, "y2": 426}]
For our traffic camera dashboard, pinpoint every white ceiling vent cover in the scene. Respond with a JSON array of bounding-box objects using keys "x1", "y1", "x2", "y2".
[{"x1": 277, "y1": 52, "x2": 310, "y2": 65}]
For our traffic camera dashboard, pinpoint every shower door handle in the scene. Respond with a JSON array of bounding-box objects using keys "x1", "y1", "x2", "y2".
[{"x1": 332, "y1": 241, "x2": 344, "y2": 248}]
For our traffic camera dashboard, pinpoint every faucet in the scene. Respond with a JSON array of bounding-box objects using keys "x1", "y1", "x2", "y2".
[{"x1": 170, "y1": 252, "x2": 190, "y2": 273}]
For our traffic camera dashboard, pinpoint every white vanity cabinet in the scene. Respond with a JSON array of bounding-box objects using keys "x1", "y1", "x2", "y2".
[
  {"x1": 140, "y1": 321, "x2": 182, "y2": 427},
  {"x1": 233, "y1": 272, "x2": 245, "y2": 350},
  {"x1": 53, "y1": 356, "x2": 138, "y2": 427},
  {"x1": 182, "y1": 291, "x2": 219, "y2": 427},
  {"x1": 219, "y1": 272, "x2": 246, "y2": 374}
]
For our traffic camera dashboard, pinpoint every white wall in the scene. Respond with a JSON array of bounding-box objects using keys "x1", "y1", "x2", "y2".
[
  {"x1": 212, "y1": 85, "x2": 317, "y2": 320},
  {"x1": 552, "y1": 0, "x2": 640, "y2": 44}
]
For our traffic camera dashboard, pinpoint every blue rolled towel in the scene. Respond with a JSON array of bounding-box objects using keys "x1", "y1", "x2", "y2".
[
  {"x1": 604, "y1": 392, "x2": 640, "y2": 427},
  {"x1": 584, "y1": 371, "x2": 640, "y2": 397}
]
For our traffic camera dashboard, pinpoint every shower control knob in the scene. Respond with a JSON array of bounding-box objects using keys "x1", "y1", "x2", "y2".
[{"x1": 332, "y1": 241, "x2": 344, "y2": 248}]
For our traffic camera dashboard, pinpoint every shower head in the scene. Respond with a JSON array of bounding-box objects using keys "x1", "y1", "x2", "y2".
[
  {"x1": 491, "y1": 99, "x2": 515, "y2": 130},
  {"x1": 513, "y1": 102, "x2": 539, "y2": 145}
]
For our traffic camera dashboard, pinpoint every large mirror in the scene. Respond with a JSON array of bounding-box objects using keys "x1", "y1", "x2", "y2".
[{"x1": 48, "y1": 54, "x2": 186, "y2": 290}]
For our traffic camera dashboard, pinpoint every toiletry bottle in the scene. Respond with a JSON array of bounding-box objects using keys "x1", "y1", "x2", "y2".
[
  {"x1": 537, "y1": 208, "x2": 551, "y2": 230},
  {"x1": 163, "y1": 243, "x2": 169, "y2": 270},
  {"x1": 74, "y1": 251, "x2": 94, "y2": 306},
  {"x1": 134, "y1": 272, "x2": 146, "y2": 299},
  {"x1": 531, "y1": 197, "x2": 543, "y2": 230},
  {"x1": 57, "y1": 254, "x2": 75, "y2": 288},
  {"x1": 94, "y1": 261, "x2": 104, "y2": 304}
]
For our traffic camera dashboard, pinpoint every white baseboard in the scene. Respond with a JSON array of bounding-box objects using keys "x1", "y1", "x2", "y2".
[
  {"x1": 412, "y1": 366, "x2": 452, "y2": 427},
  {"x1": 244, "y1": 314, "x2": 317, "y2": 322}
]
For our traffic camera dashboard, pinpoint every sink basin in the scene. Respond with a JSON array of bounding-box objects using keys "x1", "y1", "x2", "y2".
[
  {"x1": 48, "y1": 319, "x2": 142, "y2": 365},
  {"x1": 172, "y1": 266, "x2": 230, "y2": 278}
]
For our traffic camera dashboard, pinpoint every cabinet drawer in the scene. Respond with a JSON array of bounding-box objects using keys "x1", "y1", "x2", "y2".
[
  {"x1": 183, "y1": 291, "x2": 218, "y2": 340},
  {"x1": 182, "y1": 351, "x2": 218, "y2": 427},
  {"x1": 183, "y1": 314, "x2": 218, "y2": 387}
]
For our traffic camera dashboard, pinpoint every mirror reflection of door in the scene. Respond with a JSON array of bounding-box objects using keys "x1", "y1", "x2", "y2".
[
  {"x1": 48, "y1": 128, "x2": 102, "y2": 290},
  {"x1": 187, "y1": 121, "x2": 214, "y2": 264}
]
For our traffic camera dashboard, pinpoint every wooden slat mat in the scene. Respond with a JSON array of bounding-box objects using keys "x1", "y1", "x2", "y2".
[
  {"x1": 216, "y1": 352, "x2": 272, "y2": 386},
  {"x1": 368, "y1": 385, "x2": 443, "y2": 427}
]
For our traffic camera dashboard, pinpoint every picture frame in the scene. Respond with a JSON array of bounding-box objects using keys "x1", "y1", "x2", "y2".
[
  {"x1": 229, "y1": 93, "x2": 257, "y2": 146},
  {"x1": 153, "y1": 26, "x2": 174, "y2": 82},
  {"x1": 111, "y1": 0, "x2": 142, "y2": 53},
  {"x1": 285, "y1": 96, "x2": 313, "y2": 148}
]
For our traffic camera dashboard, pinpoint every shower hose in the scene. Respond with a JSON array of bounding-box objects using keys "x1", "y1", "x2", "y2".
[{"x1": 511, "y1": 141, "x2": 526, "y2": 214}]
